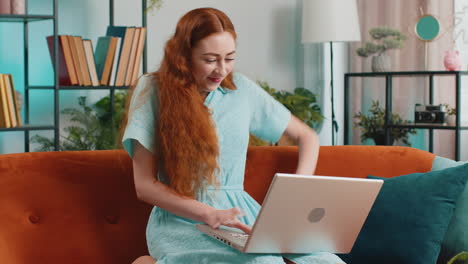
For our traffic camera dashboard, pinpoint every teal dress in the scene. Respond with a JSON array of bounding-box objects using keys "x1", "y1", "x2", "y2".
[{"x1": 122, "y1": 73, "x2": 344, "y2": 264}]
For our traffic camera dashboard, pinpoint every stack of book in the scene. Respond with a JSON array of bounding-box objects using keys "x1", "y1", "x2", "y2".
[
  {"x1": 47, "y1": 26, "x2": 146, "y2": 87},
  {"x1": 0, "y1": 74, "x2": 21, "y2": 128}
]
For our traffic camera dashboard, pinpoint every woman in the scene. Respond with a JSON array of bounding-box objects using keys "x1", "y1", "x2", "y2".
[{"x1": 121, "y1": 7, "x2": 345, "y2": 264}]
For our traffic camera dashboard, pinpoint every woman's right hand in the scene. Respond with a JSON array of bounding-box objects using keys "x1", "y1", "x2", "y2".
[{"x1": 205, "y1": 207, "x2": 252, "y2": 234}]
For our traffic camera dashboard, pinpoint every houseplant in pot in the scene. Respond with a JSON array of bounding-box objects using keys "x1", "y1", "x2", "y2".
[
  {"x1": 443, "y1": 104, "x2": 457, "y2": 126},
  {"x1": 356, "y1": 27, "x2": 406, "y2": 72},
  {"x1": 31, "y1": 92, "x2": 127, "y2": 151},
  {"x1": 354, "y1": 100, "x2": 416, "y2": 146}
]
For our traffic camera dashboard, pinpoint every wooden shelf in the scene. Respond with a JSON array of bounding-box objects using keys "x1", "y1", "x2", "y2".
[
  {"x1": 0, "y1": 14, "x2": 54, "y2": 23},
  {"x1": 0, "y1": 124, "x2": 55, "y2": 132}
]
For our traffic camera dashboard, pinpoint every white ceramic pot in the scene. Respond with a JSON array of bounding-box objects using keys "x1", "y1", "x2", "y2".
[
  {"x1": 446, "y1": 115, "x2": 456, "y2": 126},
  {"x1": 372, "y1": 54, "x2": 391, "y2": 72}
]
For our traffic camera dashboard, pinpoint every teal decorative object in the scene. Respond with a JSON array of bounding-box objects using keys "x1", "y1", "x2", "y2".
[
  {"x1": 415, "y1": 15, "x2": 440, "y2": 41},
  {"x1": 339, "y1": 164, "x2": 468, "y2": 264}
]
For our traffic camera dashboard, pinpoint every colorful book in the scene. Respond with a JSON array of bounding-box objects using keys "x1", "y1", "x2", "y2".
[
  {"x1": 106, "y1": 26, "x2": 135, "y2": 86},
  {"x1": 67, "y1": 35, "x2": 84, "y2": 86},
  {"x1": 83, "y1": 39, "x2": 99, "y2": 86},
  {"x1": 73, "y1": 36, "x2": 92, "y2": 86},
  {"x1": 131, "y1": 27, "x2": 146, "y2": 85},
  {"x1": 109, "y1": 37, "x2": 122, "y2": 86},
  {"x1": 46, "y1": 35, "x2": 78, "y2": 86},
  {"x1": 8, "y1": 74, "x2": 21, "y2": 126},
  {"x1": 95, "y1": 36, "x2": 112, "y2": 81},
  {"x1": 0, "y1": 75, "x2": 7, "y2": 127},
  {"x1": 125, "y1": 27, "x2": 141, "y2": 86},
  {"x1": 3, "y1": 74, "x2": 17, "y2": 127},
  {"x1": 0, "y1": 75, "x2": 11, "y2": 128}
]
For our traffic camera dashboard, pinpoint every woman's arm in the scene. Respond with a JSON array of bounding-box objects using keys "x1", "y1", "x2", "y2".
[
  {"x1": 132, "y1": 141, "x2": 251, "y2": 233},
  {"x1": 283, "y1": 115, "x2": 320, "y2": 175}
]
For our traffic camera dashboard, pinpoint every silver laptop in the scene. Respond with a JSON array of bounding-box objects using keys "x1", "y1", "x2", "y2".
[{"x1": 196, "y1": 173, "x2": 383, "y2": 254}]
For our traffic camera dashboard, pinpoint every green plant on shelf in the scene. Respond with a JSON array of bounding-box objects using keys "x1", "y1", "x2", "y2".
[
  {"x1": 31, "y1": 92, "x2": 127, "y2": 151},
  {"x1": 356, "y1": 27, "x2": 406, "y2": 57},
  {"x1": 353, "y1": 100, "x2": 416, "y2": 146},
  {"x1": 443, "y1": 103, "x2": 457, "y2": 116},
  {"x1": 249, "y1": 81, "x2": 323, "y2": 146}
]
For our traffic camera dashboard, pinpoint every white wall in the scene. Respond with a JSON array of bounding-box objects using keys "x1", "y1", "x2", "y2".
[{"x1": 146, "y1": 0, "x2": 300, "y2": 91}]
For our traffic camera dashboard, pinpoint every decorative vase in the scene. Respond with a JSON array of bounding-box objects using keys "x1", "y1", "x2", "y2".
[
  {"x1": 0, "y1": 0, "x2": 10, "y2": 14},
  {"x1": 11, "y1": 0, "x2": 25, "y2": 14},
  {"x1": 446, "y1": 115, "x2": 456, "y2": 126},
  {"x1": 371, "y1": 54, "x2": 391, "y2": 72},
  {"x1": 373, "y1": 134, "x2": 394, "y2": 146}
]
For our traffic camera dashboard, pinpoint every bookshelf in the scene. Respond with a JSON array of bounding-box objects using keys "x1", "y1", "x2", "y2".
[
  {"x1": 344, "y1": 70, "x2": 466, "y2": 161},
  {"x1": 0, "y1": 0, "x2": 148, "y2": 153}
]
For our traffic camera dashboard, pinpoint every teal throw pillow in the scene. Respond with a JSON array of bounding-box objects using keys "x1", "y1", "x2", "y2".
[
  {"x1": 432, "y1": 156, "x2": 468, "y2": 264},
  {"x1": 339, "y1": 163, "x2": 468, "y2": 264}
]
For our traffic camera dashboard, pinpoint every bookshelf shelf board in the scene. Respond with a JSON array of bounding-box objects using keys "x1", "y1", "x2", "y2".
[
  {"x1": 60, "y1": 85, "x2": 131, "y2": 90},
  {"x1": 388, "y1": 123, "x2": 468, "y2": 130},
  {"x1": 345, "y1": 70, "x2": 468, "y2": 77},
  {"x1": 0, "y1": 14, "x2": 54, "y2": 23},
  {"x1": 28, "y1": 85, "x2": 131, "y2": 90},
  {"x1": 0, "y1": 125, "x2": 55, "y2": 132}
]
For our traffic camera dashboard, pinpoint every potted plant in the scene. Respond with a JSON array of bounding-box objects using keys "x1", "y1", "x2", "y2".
[
  {"x1": 443, "y1": 104, "x2": 457, "y2": 126},
  {"x1": 356, "y1": 27, "x2": 406, "y2": 72},
  {"x1": 249, "y1": 81, "x2": 323, "y2": 146},
  {"x1": 31, "y1": 92, "x2": 127, "y2": 151},
  {"x1": 354, "y1": 100, "x2": 416, "y2": 146}
]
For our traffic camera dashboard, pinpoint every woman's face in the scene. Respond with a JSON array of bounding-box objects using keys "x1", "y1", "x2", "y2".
[{"x1": 191, "y1": 32, "x2": 236, "y2": 96}]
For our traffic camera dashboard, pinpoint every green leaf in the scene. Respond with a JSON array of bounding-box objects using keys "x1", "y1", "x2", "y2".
[
  {"x1": 353, "y1": 100, "x2": 415, "y2": 146},
  {"x1": 33, "y1": 92, "x2": 128, "y2": 151},
  {"x1": 257, "y1": 81, "x2": 323, "y2": 130}
]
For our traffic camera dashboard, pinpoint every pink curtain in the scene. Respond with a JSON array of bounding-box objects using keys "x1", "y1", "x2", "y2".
[{"x1": 348, "y1": 0, "x2": 456, "y2": 159}]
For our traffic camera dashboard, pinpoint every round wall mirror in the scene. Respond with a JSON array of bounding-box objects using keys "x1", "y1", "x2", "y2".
[{"x1": 415, "y1": 15, "x2": 440, "y2": 41}]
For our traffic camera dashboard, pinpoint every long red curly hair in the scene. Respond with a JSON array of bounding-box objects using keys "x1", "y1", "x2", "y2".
[{"x1": 120, "y1": 8, "x2": 237, "y2": 198}]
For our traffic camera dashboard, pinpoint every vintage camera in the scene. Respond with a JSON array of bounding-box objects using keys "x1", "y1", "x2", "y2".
[{"x1": 414, "y1": 104, "x2": 446, "y2": 123}]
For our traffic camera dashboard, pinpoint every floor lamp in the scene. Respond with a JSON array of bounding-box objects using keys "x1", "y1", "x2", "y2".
[{"x1": 302, "y1": 0, "x2": 361, "y2": 145}]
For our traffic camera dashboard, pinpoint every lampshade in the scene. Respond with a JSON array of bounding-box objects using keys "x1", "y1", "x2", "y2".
[{"x1": 302, "y1": 0, "x2": 361, "y2": 43}]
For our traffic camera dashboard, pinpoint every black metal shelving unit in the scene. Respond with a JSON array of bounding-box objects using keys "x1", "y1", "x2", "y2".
[
  {"x1": 344, "y1": 70, "x2": 467, "y2": 161},
  {"x1": 0, "y1": 0, "x2": 147, "y2": 153},
  {"x1": 0, "y1": 2, "x2": 58, "y2": 152}
]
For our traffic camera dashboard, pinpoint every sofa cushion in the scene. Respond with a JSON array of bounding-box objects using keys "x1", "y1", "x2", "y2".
[
  {"x1": 0, "y1": 150, "x2": 152, "y2": 264},
  {"x1": 339, "y1": 163, "x2": 468, "y2": 264},
  {"x1": 432, "y1": 156, "x2": 468, "y2": 264}
]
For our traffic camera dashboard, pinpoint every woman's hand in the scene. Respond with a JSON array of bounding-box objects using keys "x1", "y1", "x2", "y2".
[{"x1": 205, "y1": 207, "x2": 252, "y2": 234}]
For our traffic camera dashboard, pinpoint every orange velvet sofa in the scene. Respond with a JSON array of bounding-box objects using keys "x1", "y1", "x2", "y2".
[{"x1": 0, "y1": 145, "x2": 435, "y2": 264}]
